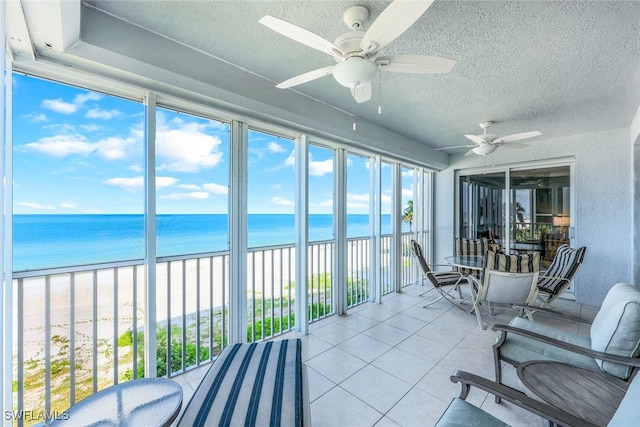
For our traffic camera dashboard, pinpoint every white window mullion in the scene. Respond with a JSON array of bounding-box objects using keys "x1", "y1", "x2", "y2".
[
  {"x1": 295, "y1": 136, "x2": 309, "y2": 334},
  {"x1": 370, "y1": 156, "x2": 382, "y2": 303},
  {"x1": 143, "y1": 92, "x2": 158, "y2": 377},
  {"x1": 392, "y1": 164, "x2": 402, "y2": 292},
  {"x1": 334, "y1": 149, "x2": 347, "y2": 314},
  {"x1": 229, "y1": 120, "x2": 248, "y2": 343}
]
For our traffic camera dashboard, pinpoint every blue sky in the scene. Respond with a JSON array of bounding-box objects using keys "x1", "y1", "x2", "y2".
[{"x1": 12, "y1": 74, "x2": 414, "y2": 215}]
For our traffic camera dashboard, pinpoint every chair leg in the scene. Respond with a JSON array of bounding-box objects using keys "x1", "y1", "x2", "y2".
[{"x1": 469, "y1": 285, "x2": 485, "y2": 329}]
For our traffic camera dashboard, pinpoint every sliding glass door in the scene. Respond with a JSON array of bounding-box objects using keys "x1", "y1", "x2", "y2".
[{"x1": 458, "y1": 163, "x2": 573, "y2": 269}]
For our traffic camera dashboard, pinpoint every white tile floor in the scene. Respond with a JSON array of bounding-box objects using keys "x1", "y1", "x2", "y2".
[{"x1": 171, "y1": 284, "x2": 598, "y2": 427}]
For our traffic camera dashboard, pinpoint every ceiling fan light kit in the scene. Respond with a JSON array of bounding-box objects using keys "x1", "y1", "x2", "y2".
[
  {"x1": 332, "y1": 57, "x2": 377, "y2": 88},
  {"x1": 260, "y1": 0, "x2": 455, "y2": 103},
  {"x1": 472, "y1": 144, "x2": 498, "y2": 156}
]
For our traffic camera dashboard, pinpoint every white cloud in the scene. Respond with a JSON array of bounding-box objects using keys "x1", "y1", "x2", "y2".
[
  {"x1": 129, "y1": 164, "x2": 143, "y2": 173},
  {"x1": 309, "y1": 158, "x2": 333, "y2": 176},
  {"x1": 284, "y1": 150, "x2": 295, "y2": 167},
  {"x1": 156, "y1": 121, "x2": 223, "y2": 173},
  {"x1": 271, "y1": 196, "x2": 294, "y2": 206},
  {"x1": 103, "y1": 176, "x2": 178, "y2": 192},
  {"x1": 95, "y1": 136, "x2": 137, "y2": 160},
  {"x1": 40, "y1": 92, "x2": 102, "y2": 115},
  {"x1": 81, "y1": 124, "x2": 102, "y2": 132},
  {"x1": 347, "y1": 193, "x2": 369, "y2": 209},
  {"x1": 180, "y1": 184, "x2": 202, "y2": 190},
  {"x1": 161, "y1": 191, "x2": 209, "y2": 200},
  {"x1": 18, "y1": 202, "x2": 56, "y2": 211},
  {"x1": 59, "y1": 203, "x2": 76, "y2": 209},
  {"x1": 74, "y1": 92, "x2": 102, "y2": 104},
  {"x1": 23, "y1": 131, "x2": 138, "y2": 160},
  {"x1": 24, "y1": 134, "x2": 95, "y2": 157},
  {"x1": 41, "y1": 98, "x2": 78, "y2": 114},
  {"x1": 267, "y1": 142, "x2": 286, "y2": 153},
  {"x1": 21, "y1": 112, "x2": 47, "y2": 123},
  {"x1": 402, "y1": 187, "x2": 413, "y2": 198},
  {"x1": 86, "y1": 108, "x2": 121, "y2": 120},
  {"x1": 311, "y1": 199, "x2": 333, "y2": 208},
  {"x1": 203, "y1": 183, "x2": 228, "y2": 195}
]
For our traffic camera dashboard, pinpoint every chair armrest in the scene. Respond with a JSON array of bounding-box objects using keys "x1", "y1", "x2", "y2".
[
  {"x1": 492, "y1": 324, "x2": 640, "y2": 368},
  {"x1": 510, "y1": 304, "x2": 587, "y2": 323},
  {"x1": 449, "y1": 370, "x2": 598, "y2": 427}
]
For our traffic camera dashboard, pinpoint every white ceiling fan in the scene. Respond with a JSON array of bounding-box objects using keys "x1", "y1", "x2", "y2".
[
  {"x1": 259, "y1": 0, "x2": 456, "y2": 103},
  {"x1": 437, "y1": 121, "x2": 542, "y2": 156}
]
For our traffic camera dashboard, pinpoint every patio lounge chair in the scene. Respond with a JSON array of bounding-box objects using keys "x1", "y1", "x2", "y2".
[
  {"x1": 492, "y1": 282, "x2": 640, "y2": 403},
  {"x1": 468, "y1": 251, "x2": 540, "y2": 330},
  {"x1": 410, "y1": 239, "x2": 466, "y2": 310},
  {"x1": 536, "y1": 244, "x2": 586, "y2": 307}
]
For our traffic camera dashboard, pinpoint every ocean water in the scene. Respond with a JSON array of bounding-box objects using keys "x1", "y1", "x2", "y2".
[{"x1": 13, "y1": 214, "x2": 394, "y2": 271}]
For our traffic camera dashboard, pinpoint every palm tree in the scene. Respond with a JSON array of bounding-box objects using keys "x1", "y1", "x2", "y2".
[{"x1": 403, "y1": 200, "x2": 414, "y2": 231}]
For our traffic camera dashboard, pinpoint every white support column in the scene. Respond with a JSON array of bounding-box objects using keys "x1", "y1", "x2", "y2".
[
  {"x1": 143, "y1": 92, "x2": 158, "y2": 378},
  {"x1": 370, "y1": 156, "x2": 382, "y2": 303},
  {"x1": 229, "y1": 120, "x2": 248, "y2": 343},
  {"x1": 295, "y1": 136, "x2": 309, "y2": 334},
  {"x1": 392, "y1": 164, "x2": 402, "y2": 292},
  {"x1": 2, "y1": 19, "x2": 14, "y2": 422},
  {"x1": 334, "y1": 149, "x2": 347, "y2": 315}
]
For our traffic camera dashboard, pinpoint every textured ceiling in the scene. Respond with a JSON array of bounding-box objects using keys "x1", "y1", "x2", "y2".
[{"x1": 9, "y1": 0, "x2": 640, "y2": 153}]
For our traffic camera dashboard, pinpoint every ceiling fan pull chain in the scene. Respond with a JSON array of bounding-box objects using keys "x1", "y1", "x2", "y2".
[{"x1": 352, "y1": 95, "x2": 358, "y2": 131}]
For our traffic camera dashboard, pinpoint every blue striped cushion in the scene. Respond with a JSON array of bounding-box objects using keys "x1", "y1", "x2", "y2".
[
  {"x1": 177, "y1": 339, "x2": 304, "y2": 427},
  {"x1": 537, "y1": 245, "x2": 586, "y2": 296}
]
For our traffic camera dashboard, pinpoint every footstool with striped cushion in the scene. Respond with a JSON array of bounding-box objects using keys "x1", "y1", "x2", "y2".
[{"x1": 177, "y1": 339, "x2": 309, "y2": 427}]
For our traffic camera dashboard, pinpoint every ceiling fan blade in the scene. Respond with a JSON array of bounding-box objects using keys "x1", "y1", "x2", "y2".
[
  {"x1": 260, "y1": 15, "x2": 343, "y2": 57},
  {"x1": 464, "y1": 148, "x2": 477, "y2": 156},
  {"x1": 360, "y1": 0, "x2": 435, "y2": 53},
  {"x1": 276, "y1": 66, "x2": 335, "y2": 89},
  {"x1": 350, "y1": 82, "x2": 372, "y2": 103},
  {"x1": 499, "y1": 142, "x2": 530, "y2": 149},
  {"x1": 376, "y1": 54, "x2": 456, "y2": 74},
  {"x1": 434, "y1": 144, "x2": 475, "y2": 151},
  {"x1": 494, "y1": 131, "x2": 542, "y2": 144},
  {"x1": 464, "y1": 134, "x2": 485, "y2": 144}
]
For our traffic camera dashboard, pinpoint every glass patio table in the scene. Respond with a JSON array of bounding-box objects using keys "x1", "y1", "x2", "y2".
[
  {"x1": 43, "y1": 377, "x2": 183, "y2": 427},
  {"x1": 444, "y1": 255, "x2": 485, "y2": 272}
]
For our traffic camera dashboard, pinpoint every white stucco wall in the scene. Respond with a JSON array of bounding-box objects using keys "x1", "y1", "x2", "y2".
[{"x1": 434, "y1": 127, "x2": 632, "y2": 307}]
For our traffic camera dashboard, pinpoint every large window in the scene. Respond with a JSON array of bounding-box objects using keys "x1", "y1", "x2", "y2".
[
  {"x1": 12, "y1": 74, "x2": 145, "y2": 270},
  {"x1": 154, "y1": 107, "x2": 230, "y2": 256}
]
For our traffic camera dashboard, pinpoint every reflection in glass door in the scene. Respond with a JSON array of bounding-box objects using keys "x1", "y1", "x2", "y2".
[
  {"x1": 510, "y1": 166, "x2": 571, "y2": 267},
  {"x1": 458, "y1": 172, "x2": 506, "y2": 244}
]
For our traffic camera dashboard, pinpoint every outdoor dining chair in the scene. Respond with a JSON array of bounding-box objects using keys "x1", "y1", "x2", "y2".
[
  {"x1": 468, "y1": 251, "x2": 540, "y2": 330},
  {"x1": 410, "y1": 240, "x2": 466, "y2": 310},
  {"x1": 537, "y1": 244, "x2": 586, "y2": 308}
]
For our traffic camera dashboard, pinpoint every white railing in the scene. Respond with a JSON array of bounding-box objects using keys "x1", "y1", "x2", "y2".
[{"x1": 11, "y1": 234, "x2": 416, "y2": 425}]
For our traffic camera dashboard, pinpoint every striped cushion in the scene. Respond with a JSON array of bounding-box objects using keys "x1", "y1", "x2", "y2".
[
  {"x1": 428, "y1": 272, "x2": 463, "y2": 288},
  {"x1": 177, "y1": 339, "x2": 304, "y2": 427},
  {"x1": 455, "y1": 237, "x2": 490, "y2": 257},
  {"x1": 537, "y1": 245, "x2": 586, "y2": 296},
  {"x1": 455, "y1": 237, "x2": 489, "y2": 278},
  {"x1": 485, "y1": 251, "x2": 540, "y2": 273}
]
